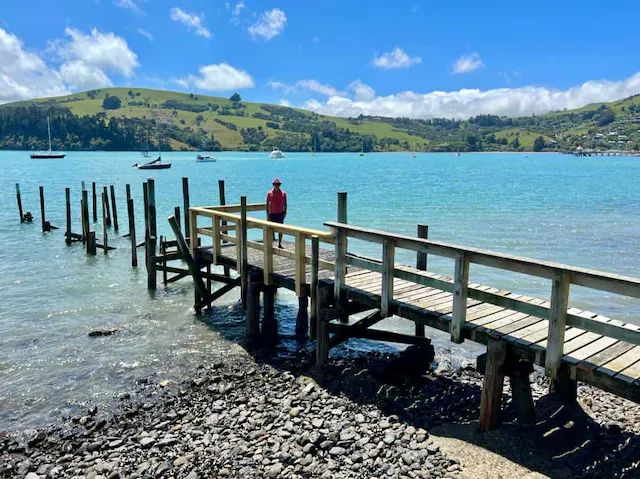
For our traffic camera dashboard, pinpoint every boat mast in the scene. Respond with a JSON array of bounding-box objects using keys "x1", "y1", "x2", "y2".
[{"x1": 47, "y1": 116, "x2": 52, "y2": 152}]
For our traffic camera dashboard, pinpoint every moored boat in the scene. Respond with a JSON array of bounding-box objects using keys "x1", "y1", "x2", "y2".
[
  {"x1": 269, "y1": 148, "x2": 285, "y2": 159},
  {"x1": 30, "y1": 116, "x2": 66, "y2": 159},
  {"x1": 196, "y1": 154, "x2": 217, "y2": 162},
  {"x1": 134, "y1": 157, "x2": 171, "y2": 170}
]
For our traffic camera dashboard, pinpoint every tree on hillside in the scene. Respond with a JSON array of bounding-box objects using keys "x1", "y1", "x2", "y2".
[
  {"x1": 511, "y1": 136, "x2": 520, "y2": 149},
  {"x1": 533, "y1": 136, "x2": 545, "y2": 152},
  {"x1": 102, "y1": 95, "x2": 121, "y2": 110},
  {"x1": 229, "y1": 93, "x2": 242, "y2": 102},
  {"x1": 597, "y1": 108, "x2": 615, "y2": 126}
]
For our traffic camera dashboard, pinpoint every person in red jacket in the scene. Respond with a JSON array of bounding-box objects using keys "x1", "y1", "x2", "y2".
[{"x1": 266, "y1": 178, "x2": 287, "y2": 248}]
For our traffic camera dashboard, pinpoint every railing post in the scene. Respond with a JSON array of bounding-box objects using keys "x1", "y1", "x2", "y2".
[
  {"x1": 240, "y1": 196, "x2": 248, "y2": 309},
  {"x1": 545, "y1": 271, "x2": 570, "y2": 385},
  {"x1": 416, "y1": 224, "x2": 428, "y2": 271},
  {"x1": 310, "y1": 236, "x2": 319, "y2": 339},
  {"x1": 334, "y1": 227, "x2": 347, "y2": 321},
  {"x1": 295, "y1": 232, "x2": 306, "y2": 296},
  {"x1": 263, "y1": 226, "x2": 273, "y2": 285},
  {"x1": 381, "y1": 239, "x2": 395, "y2": 318},
  {"x1": 337, "y1": 191, "x2": 347, "y2": 224},
  {"x1": 212, "y1": 214, "x2": 221, "y2": 265},
  {"x1": 451, "y1": 252, "x2": 470, "y2": 343}
]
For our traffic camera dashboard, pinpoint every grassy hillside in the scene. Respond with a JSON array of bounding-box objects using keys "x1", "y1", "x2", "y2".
[
  {"x1": 2, "y1": 87, "x2": 640, "y2": 152},
  {"x1": 20, "y1": 88, "x2": 423, "y2": 151}
]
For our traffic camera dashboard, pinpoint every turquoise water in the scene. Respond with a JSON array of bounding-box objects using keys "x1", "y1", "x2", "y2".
[{"x1": 1, "y1": 151, "x2": 639, "y2": 430}]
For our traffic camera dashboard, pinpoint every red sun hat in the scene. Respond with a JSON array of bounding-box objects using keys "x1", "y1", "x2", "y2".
[{"x1": 272, "y1": 178, "x2": 282, "y2": 185}]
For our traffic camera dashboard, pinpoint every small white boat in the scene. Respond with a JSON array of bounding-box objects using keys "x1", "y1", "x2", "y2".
[
  {"x1": 30, "y1": 116, "x2": 66, "y2": 159},
  {"x1": 455, "y1": 152, "x2": 460, "y2": 157},
  {"x1": 269, "y1": 147, "x2": 285, "y2": 159},
  {"x1": 133, "y1": 157, "x2": 171, "y2": 170},
  {"x1": 196, "y1": 154, "x2": 217, "y2": 162},
  {"x1": 410, "y1": 152, "x2": 417, "y2": 158}
]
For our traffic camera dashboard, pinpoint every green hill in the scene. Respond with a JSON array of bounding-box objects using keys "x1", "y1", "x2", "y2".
[{"x1": 1, "y1": 87, "x2": 640, "y2": 152}]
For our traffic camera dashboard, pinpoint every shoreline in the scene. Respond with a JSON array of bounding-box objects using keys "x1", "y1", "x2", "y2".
[{"x1": 2, "y1": 346, "x2": 638, "y2": 479}]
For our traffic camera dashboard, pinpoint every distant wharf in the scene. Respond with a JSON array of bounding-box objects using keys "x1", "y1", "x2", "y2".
[{"x1": 13, "y1": 177, "x2": 640, "y2": 431}]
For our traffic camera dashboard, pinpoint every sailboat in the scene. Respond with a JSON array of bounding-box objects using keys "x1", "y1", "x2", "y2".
[
  {"x1": 359, "y1": 138, "x2": 365, "y2": 156},
  {"x1": 312, "y1": 135, "x2": 318, "y2": 157},
  {"x1": 141, "y1": 132, "x2": 151, "y2": 158},
  {"x1": 30, "y1": 117, "x2": 65, "y2": 159}
]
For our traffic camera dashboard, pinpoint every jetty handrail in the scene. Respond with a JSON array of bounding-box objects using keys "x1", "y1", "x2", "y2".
[
  {"x1": 325, "y1": 221, "x2": 640, "y2": 383},
  {"x1": 190, "y1": 202, "x2": 334, "y2": 297}
]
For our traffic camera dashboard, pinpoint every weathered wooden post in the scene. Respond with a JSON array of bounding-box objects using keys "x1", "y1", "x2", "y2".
[
  {"x1": 240, "y1": 195, "x2": 248, "y2": 309},
  {"x1": 128, "y1": 198, "x2": 137, "y2": 267},
  {"x1": 102, "y1": 186, "x2": 112, "y2": 227},
  {"x1": 39, "y1": 186, "x2": 49, "y2": 232},
  {"x1": 182, "y1": 177, "x2": 190, "y2": 241},
  {"x1": 147, "y1": 236, "x2": 157, "y2": 289},
  {"x1": 336, "y1": 192, "x2": 348, "y2": 321},
  {"x1": 295, "y1": 233, "x2": 309, "y2": 338},
  {"x1": 92, "y1": 182, "x2": 97, "y2": 222},
  {"x1": 174, "y1": 206, "x2": 181, "y2": 231},
  {"x1": 146, "y1": 178, "x2": 157, "y2": 289},
  {"x1": 88, "y1": 231, "x2": 97, "y2": 255},
  {"x1": 101, "y1": 191, "x2": 109, "y2": 254},
  {"x1": 262, "y1": 285, "x2": 277, "y2": 344},
  {"x1": 218, "y1": 179, "x2": 230, "y2": 277},
  {"x1": 546, "y1": 271, "x2": 573, "y2": 400},
  {"x1": 381, "y1": 239, "x2": 396, "y2": 318},
  {"x1": 142, "y1": 182, "x2": 149, "y2": 238},
  {"x1": 246, "y1": 269, "x2": 263, "y2": 340},
  {"x1": 147, "y1": 178, "x2": 157, "y2": 240},
  {"x1": 416, "y1": 224, "x2": 428, "y2": 270},
  {"x1": 65, "y1": 188, "x2": 72, "y2": 245},
  {"x1": 110, "y1": 185, "x2": 118, "y2": 231},
  {"x1": 450, "y1": 252, "x2": 470, "y2": 343},
  {"x1": 16, "y1": 183, "x2": 24, "y2": 223},
  {"x1": 81, "y1": 189, "x2": 89, "y2": 246},
  {"x1": 479, "y1": 337, "x2": 507, "y2": 431},
  {"x1": 310, "y1": 236, "x2": 320, "y2": 339}
]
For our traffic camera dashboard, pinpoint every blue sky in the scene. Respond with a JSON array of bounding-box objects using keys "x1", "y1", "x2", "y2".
[{"x1": 2, "y1": 0, "x2": 640, "y2": 118}]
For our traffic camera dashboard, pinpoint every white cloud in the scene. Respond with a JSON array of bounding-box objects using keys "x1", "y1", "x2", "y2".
[
  {"x1": 231, "y1": 2, "x2": 245, "y2": 25},
  {"x1": 301, "y1": 72, "x2": 640, "y2": 119},
  {"x1": 279, "y1": 99, "x2": 291, "y2": 107},
  {"x1": 0, "y1": 27, "x2": 68, "y2": 103},
  {"x1": 178, "y1": 63, "x2": 254, "y2": 91},
  {"x1": 453, "y1": 52, "x2": 484, "y2": 74},
  {"x1": 58, "y1": 27, "x2": 139, "y2": 77},
  {"x1": 137, "y1": 28, "x2": 153, "y2": 42},
  {"x1": 59, "y1": 60, "x2": 112, "y2": 90},
  {"x1": 268, "y1": 80, "x2": 294, "y2": 93},
  {"x1": 296, "y1": 79, "x2": 345, "y2": 97},
  {"x1": 349, "y1": 80, "x2": 376, "y2": 102},
  {"x1": 114, "y1": 0, "x2": 144, "y2": 15},
  {"x1": 170, "y1": 7, "x2": 212, "y2": 38},
  {"x1": 373, "y1": 47, "x2": 422, "y2": 69},
  {"x1": 248, "y1": 8, "x2": 286, "y2": 40}
]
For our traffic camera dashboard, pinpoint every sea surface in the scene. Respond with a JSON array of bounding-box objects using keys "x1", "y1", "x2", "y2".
[{"x1": 1, "y1": 151, "x2": 639, "y2": 431}]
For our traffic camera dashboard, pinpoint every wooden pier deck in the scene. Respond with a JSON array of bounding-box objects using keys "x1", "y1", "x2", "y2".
[
  {"x1": 179, "y1": 193, "x2": 640, "y2": 429},
  {"x1": 203, "y1": 240, "x2": 640, "y2": 404}
]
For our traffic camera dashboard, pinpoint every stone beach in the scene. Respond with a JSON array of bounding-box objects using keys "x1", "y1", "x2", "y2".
[{"x1": 1, "y1": 346, "x2": 638, "y2": 479}]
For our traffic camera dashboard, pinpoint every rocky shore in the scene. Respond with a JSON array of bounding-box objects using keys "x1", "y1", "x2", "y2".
[{"x1": 1, "y1": 346, "x2": 638, "y2": 479}]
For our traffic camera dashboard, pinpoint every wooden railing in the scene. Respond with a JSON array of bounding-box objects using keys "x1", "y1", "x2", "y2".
[
  {"x1": 190, "y1": 199, "x2": 334, "y2": 298},
  {"x1": 325, "y1": 221, "x2": 640, "y2": 383}
]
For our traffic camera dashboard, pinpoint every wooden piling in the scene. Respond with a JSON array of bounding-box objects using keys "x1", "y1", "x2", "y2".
[
  {"x1": 81, "y1": 189, "x2": 90, "y2": 246},
  {"x1": 479, "y1": 338, "x2": 507, "y2": 431},
  {"x1": 147, "y1": 178, "x2": 157, "y2": 240},
  {"x1": 296, "y1": 296, "x2": 310, "y2": 339},
  {"x1": 310, "y1": 236, "x2": 319, "y2": 339},
  {"x1": 127, "y1": 198, "x2": 137, "y2": 267},
  {"x1": 416, "y1": 224, "x2": 428, "y2": 270},
  {"x1": 507, "y1": 361, "x2": 536, "y2": 424},
  {"x1": 246, "y1": 269, "x2": 262, "y2": 339},
  {"x1": 16, "y1": 183, "x2": 24, "y2": 223},
  {"x1": 39, "y1": 186, "x2": 48, "y2": 232},
  {"x1": 174, "y1": 206, "x2": 181, "y2": 231},
  {"x1": 102, "y1": 186, "x2": 112, "y2": 227},
  {"x1": 101, "y1": 191, "x2": 108, "y2": 254},
  {"x1": 110, "y1": 185, "x2": 118, "y2": 230},
  {"x1": 88, "y1": 231, "x2": 97, "y2": 255},
  {"x1": 147, "y1": 236, "x2": 156, "y2": 288},
  {"x1": 336, "y1": 192, "x2": 348, "y2": 321},
  {"x1": 240, "y1": 196, "x2": 248, "y2": 309},
  {"x1": 262, "y1": 285, "x2": 277, "y2": 343},
  {"x1": 182, "y1": 177, "x2": 190, "y2": 241},
  {"x1": 65, "y1": 188, "x2": 72, "y2": 245},
  {"x1": 92, "y1": 182, "x2": 97, "y2": 222}
]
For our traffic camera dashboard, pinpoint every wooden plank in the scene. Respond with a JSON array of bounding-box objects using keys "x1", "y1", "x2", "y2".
[
  {"x1": 616, "y1": 356, "x2": 640, "y2": 383},
  {"x1": 451, "y1": 252, "x2": 470, "y2": 343},
  {"x1": 600, "y1": 346, "x2": 640, "y2": 375},
  {"x1": 347, "y1": 255, "x2": 384, "y2": 273},
  {"x1": 545, "y1": 271, "x2": 570, "y2": 382},
  {"x1": 578, "y1": 341, "x2": 636, "y2": 370}
]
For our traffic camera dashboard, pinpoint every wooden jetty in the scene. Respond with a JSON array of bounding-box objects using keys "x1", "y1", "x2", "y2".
[
  {"x1": 175, "y1": 193, "x2": 640, "y2": 430},
  {"x1": 12, "y1": 178, "x2": 640, "y2": 430}
]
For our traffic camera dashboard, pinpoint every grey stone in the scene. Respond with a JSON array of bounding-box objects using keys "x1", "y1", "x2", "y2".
[
  {"x1": 329, "y1": 446, "x2": 347, "y2": 456},
  {"x1": 268, "y1": 463, "x2": 283, "y2": 478}
]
